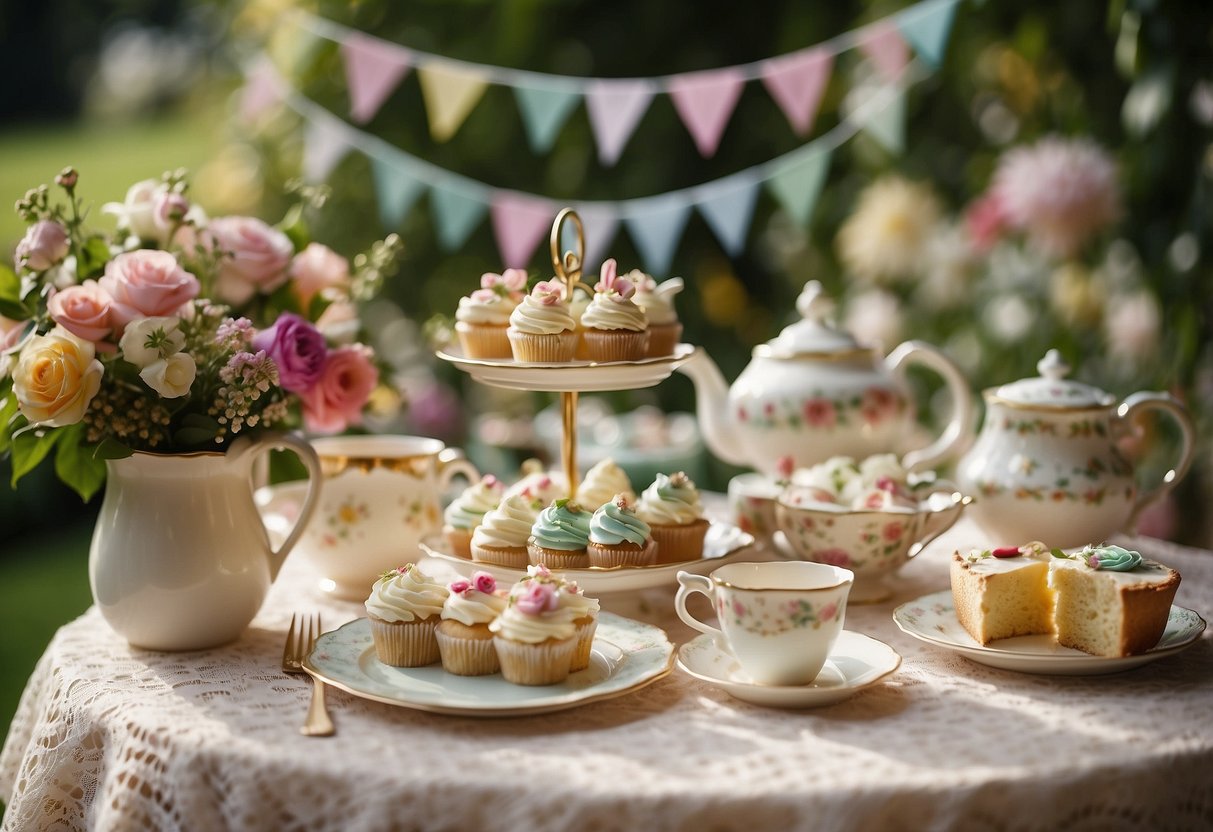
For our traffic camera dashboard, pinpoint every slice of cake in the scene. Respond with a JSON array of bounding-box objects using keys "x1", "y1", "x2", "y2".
[
  {"x1": 1050, "y1": 544, "x2": 1180, "y2": 657},
  {"x1": 950, "y1": 542, "x2": 1055, "y2": 645}
]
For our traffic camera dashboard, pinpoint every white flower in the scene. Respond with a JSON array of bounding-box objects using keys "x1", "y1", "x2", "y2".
[
  {"x1": 981, "y1": 294, "x2": 1034, "y2": 344},
  {"x1": 1105, "y1": 290, "x2": 1160, "y2": 361},
  {"x1": 103, "y1": 178, "x2": 166, "y2": 243},
  {"x1": 844, "y1": 289, "x2": 903, "y2": 352},
  {"x1": 140, "y1": 352, "x2": 196, "y2": 398},
  {"x1": 917, "y1": 224, "x2": 975, "y2": 311},
  {"x1": 119, "y1": 316, "x2": 185, "y2": 369},
  {"x1": 836, "y1": 176, "x2": 943, "y2": 284},
  {"x1": 44, "y1": 255, "x2": 79, "y2": 290},
  {"x1": 792, "y1": 456, "x2": 860, "y2": 499},
  {"x1": 859, "y1": 453, "x2": 906, "y2": 485}
]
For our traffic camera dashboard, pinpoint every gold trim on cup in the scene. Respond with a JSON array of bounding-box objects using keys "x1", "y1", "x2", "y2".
[
  {"x1": 319, "y1": 453, "x2": 437, "y2": 478},
  {"x1": 710, "y1": 565, "x2": 853, "y2": 593}
]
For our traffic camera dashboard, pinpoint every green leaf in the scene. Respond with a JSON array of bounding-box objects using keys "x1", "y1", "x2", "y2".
[
  {"x1": 53, "y1": 423, "x2": 106, "y2": 502},
  {"x1": 10, "y1": 424, "x2": 62, "y2": 487},
  {"x1": 173, "y1": 427, "x2": 219, "y2": 447},
  {"x1": 0, "y1": 298, "x2": 30, "y2": 320},
  {"x1": 0, "y1": 262, "x2": 19, "y2": 303},
  {"x1": 0, "y1": 382, "x2": 18, "y2": 455},
  {"x1": 92, "y1": 438, "x2": 134, "y2": 460},
  {"x1": 76, "y1": 236, "x2": 113, "y2": 279},
  {"x1": 276, "y1": 203, "x2": 311, "y2": 250},
  {"x1": 1050, "y1": 548, "x2": 1072, "y2": 559}
]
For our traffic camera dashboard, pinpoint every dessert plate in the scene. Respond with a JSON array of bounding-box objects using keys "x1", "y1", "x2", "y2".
[
  {"x1": 436, "y1": 343, "x2": 697, "y2": 392},
  {"x1": 893, "y1": 590, "x2": 1207, "y2": 675},
  {"x1": 420, "y1": 522, "x2": 756, "y2": 594},
  {"x1": 304, "y1": 612, "x2": 674, "y2": 717},
  {"x1": 676, "y1": 630, "x2": 901, "y2": 708}
]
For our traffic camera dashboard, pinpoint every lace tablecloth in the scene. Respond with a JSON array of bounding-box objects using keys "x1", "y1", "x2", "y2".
[{"x1": 3, "y1": 516, "x2": 1211, "y2": 831}]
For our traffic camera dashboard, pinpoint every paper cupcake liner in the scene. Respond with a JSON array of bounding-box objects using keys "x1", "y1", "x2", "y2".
[
  {"x1": 587, "y1": 540, "x2": 657, "y2": 568},
  {"x1": 369, "y1": 616, "x2": 441, "y2": 667},
  {"x1": 470, "y1": 541, "x2": 529, "y2": 568},
  {"x1": 508, "y1": 329, "x2": 578, "y2": 363},
  {"x1": 645, "y1": 322, "x2": 683, "y2": 357},
  {"x1": 444, "y1": 527, "x2": 473, "y2": 559},
  {"x1": 456, "y1": 322, "x2": 512, "y2": 359},
  {"x1": 571, "y1": 616, "x2": 598, "y2": 672},
  {"x1": 582, "y1": 329, "x2": 650, "y2": 363},
  {"x1": 649, "y1": 519, "x2": 710, "y2": 564},
  {"x1": 436, "y1": 626, "x2": 500, "y2": 676},
  {"x1": 527, "y1": 542, "x2": 590, "y2": 569},
  {"x1": 494, "y1": 635, "x2": 577, "y2": 686}
]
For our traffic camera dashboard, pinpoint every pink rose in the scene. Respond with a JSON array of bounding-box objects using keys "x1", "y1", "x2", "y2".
[
  {"x1": 515, "y1": 581, "x2": 558, "y2": 616},
  {"x1": 47, "y1": 280, "x2": 113, "y2": 343},
  {"x1": 153, "y1": 191, "x2": 191, "y2": 235},
  {"x1": 208, "y1": 216, "x2": 294, "y2": 306},
  {"x1": 299, "y1": 344, "x2": 379, "y2": 434},
  {"x1": 531, "y1": 281, "x2": 564, "y2": 306},
  {"x1": 814, "y1": 548, "x2": 852, "y2": 568},
  {"x1": 289, "y1": 242, "x2": 350, "y2": 308},
  {"x1": 802, "y1": 398, "x2": 837, "y2": 429},
  {"x1": 253, "y1": 313, "x2": 327, "y2": 393},
  {"x1": 449, "y1": 579, "x2": 471, "y2": 595},
  {"x1": 472, "y1": 571, "x2": 496, "y2": 594},
  {"x1": 15, "y1": 221, "x2": 70, "y2": 271},
  {"x1": 776, "y1": 455, "x2": 795, "y2": 482},
  {"x1": 98, "y1": 250, "x2": 200, "y2": 333},
  {"x1": 819, "y1": 602, "x2": 838, "y2": 623},
  {"x1": 882, "y1": 521, "x2": 905, "y2": 542}
]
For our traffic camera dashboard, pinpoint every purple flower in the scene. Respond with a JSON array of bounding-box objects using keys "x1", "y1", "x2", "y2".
[{"x1": 251, "y1": 313, "x2": 327, "y2": 394}]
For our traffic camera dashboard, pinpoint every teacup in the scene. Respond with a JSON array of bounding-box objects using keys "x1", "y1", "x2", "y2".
[
  {"x1": 302, "y1": 435, "x2": 479, "y2": 599},
  {"x1": 675, "y1": 561, "x2": 852, "y2": 686},
  {"x1": 727, "y1": 473, "x2": 781, "y2": 541}
]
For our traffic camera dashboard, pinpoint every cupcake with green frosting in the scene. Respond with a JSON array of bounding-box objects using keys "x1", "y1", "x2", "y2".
[
  {"x1": 443, "y1": 475, "x2": 504, "y2": 558},
  {"x1": 587, "y1": 493, "x2": 656, "y2": 568},
  {"x1": 636, "y1": 471, "x2": 710, "y2": 563},
  {"x1": 527, "y1": 498, "x2": 592, "y2": 569}
]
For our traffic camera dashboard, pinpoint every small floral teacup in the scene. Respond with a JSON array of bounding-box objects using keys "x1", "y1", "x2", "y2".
[{"x1": 675, "y1": 561, "x2": 852, "y2": 686}]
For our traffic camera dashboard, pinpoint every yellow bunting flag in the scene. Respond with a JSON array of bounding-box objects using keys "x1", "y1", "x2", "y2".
[{"x1": 416, "y1": 62, "x2": 489, "y2": 142}]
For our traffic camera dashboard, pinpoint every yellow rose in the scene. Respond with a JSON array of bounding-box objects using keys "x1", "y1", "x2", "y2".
[{"x1": 12, "y1": 326, "x2": 104, "y2": 427}]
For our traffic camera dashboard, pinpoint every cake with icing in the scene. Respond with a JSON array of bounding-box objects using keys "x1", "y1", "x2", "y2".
[
  {"x1": 575, "y1": 457, "x2": 636, "y2": 510},
  {"x1": 436, "y1": 571, "x2": 508, "y2": 676},
  {"x1": 455, "y1": 269, "x2": 526, "y2": 358},
  {"x1": 490, "y1": 570, "x2": 584, "y2": 685},
  {"x1": 527, "y1": 498, "x2": 592, "y2": 569},
  {"x1": 630, "y1": 271, "x2": 684, "y2": 357},
  {"x1": 443, "y1": 475, "x2": 503, "y2": 558},
  {"x1": 524, "y1": 564, "x2": 600, "y2": 672},
  {"x1": 951, "y1": 542, "x2": 1180, "y2": 657},
  {"x1": 507, "y1": 280, "x2": 577, "y2": 362},
  {"x1": 580, "y1": 259, "x2": 649, "y2": 362},
  {"x1": 587, "y1": 493, "x2": 657, "y2": 568},
  {"x1": 636, "y1": 471, "x2": 710, "y2": 563},
  {"x1": 364, "y1": 564, "x2": 449, "y2": 667},
  {"x1": 471, "y1": 493, "x2": 542, "y2": 568}
]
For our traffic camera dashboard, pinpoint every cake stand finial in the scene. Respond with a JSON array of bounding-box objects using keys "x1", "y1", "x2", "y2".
[{"x1": 550, "y1": 207, "x2": 585, "y2": 302}]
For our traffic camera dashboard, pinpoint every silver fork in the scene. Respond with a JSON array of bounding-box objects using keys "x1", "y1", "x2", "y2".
[{"x1": 282, "y1": 613, "x2": 335, "y2": 737}]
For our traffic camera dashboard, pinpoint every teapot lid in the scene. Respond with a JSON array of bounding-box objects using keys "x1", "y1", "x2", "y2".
[
  {"x1": 989, "y1": 350, "x2": 1114, "y2": 409},
  {"x1": 761, "y1": 281, "x2": 868, "y2": 358}
]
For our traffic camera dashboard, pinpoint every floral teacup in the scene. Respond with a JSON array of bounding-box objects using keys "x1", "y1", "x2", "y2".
[
  {"x1": 775, "y1": 486, "x2": 970, "y2": 603},
  {"x1": 675, "y1": 561, "x2": 852, "y2": 686}
]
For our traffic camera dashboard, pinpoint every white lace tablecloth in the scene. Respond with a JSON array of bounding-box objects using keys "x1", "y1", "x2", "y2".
[{"x1": 3, "y1": 515, "x2": 1211, "y2": 831}]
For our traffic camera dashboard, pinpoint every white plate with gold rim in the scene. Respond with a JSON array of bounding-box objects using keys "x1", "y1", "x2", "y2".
[
  {"x1": 676, "y1": 630, "x2": 901, "y2": 708},
  {"x1": 419, "y1": 522, "x2": 756, "y2": 595},
  {"x1": 304, "y1": 612, "x2": 674, "y2": 717},
  {"x1": 893, "y1": 590, "x2": 1207, "y2": 675},
  {"x1": 436, "y1": 343, "x2": 697, "y2": 392}
]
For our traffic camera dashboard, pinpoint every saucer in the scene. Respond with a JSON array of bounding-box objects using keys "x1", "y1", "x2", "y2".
[{"x1": 676, "y1": 630, "x2": 901, "y2": 708}]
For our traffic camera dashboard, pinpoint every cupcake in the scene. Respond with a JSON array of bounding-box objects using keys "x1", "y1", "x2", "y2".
[
  {"x1": 631, "y1": 272, "x2": 684, "y2": 357},
  {"x1": 507, "y1": 280, "x2": 578, "y2": 362},
  {"x1": 575, "y1": 457, "x2": 636, "y2": 510},
  {"x1": 471, "y1": 493, "x2": 542, "y2": 568},
  {"x1": 436, "y1": 571, "x2": 508, "y2": 676},
  {"x1": 454, "y1": 269, "x2": 527, "y2": 358},
  {"x1": 443, "y1": 475, "x2": 504, "y2": 558},
  {"x1": 637, "y1": 471, "x2": 711, "y2": 564},
  {"x1": 524, "y1": 564, "x2": 600, "y2": 672},
  {"x1": 364, "y1": 564, "x2": 448, "y2": 667},
  {"x1": 490, "y1": 573, "x2": 580, "y2": 685},
  {"x1": 587, "y1": 494, "x2": 657, "y2": 568},
  {"x1": 527, "y1": 498, "x2": 592, "y2": 569},
  {"x1": 503, "y1": 461, "x2": 566, "y2": 506},
  {"x1": 580, "y1": 259, "x2": 649, "y2": 362}
]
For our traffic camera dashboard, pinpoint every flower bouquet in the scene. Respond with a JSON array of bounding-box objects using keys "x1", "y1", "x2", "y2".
[{"x1": 1, "y1": 168, "x2": 401, "y2": 501}]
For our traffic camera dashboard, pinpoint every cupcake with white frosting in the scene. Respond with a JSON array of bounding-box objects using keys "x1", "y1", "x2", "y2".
[
  {"x1": 581, "y1": 258, "x2": 649, "y2": 362},
  {"x1": 587, "y1": 493, "x2": 657, "y2": 568},
  {"x1": 630, "y1": 271, "x2": 684, "y2": 357},
  {"x1": 471, "y1": 492, "x2": 542, "y2": 568},
  {"x1": 568, "y1": 283, "x2": 594, "y2": 360},
  {"x1": 637, "y1": 471, "x2": 710, "y2": 563},
  {"x1": 436, "y1": 571, "x2": 508, "y2": 676},
  {"x1": 491, "y1": 570, "x2": 582, "y2": 685},
  {"x1": 503, "y1": 461, "x2": 566, "y2": 507},
  {"x1": 455, "y1": 269, "x2": 527, "y2": 358},
  {"x1": 443, "y1": 475, "x2": 504, "y2": 558},
  {"x1": 507, "y1": 280, "x2": 578, "y2": 362},
  {"x1": 575, "y1": 457, "x2": 636, "y2": 510},
  {"x1": 364, "y1": 564, "x2": 448, "y2": 666},
  {"x1": 526, "y1": 564, "x2": 602, "y2": 672}
]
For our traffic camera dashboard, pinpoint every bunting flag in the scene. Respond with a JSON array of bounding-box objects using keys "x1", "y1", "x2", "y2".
[
  {"x1": 340, "y1": 32, "x2": 412, "y2": 123},
  {"x1": 491, "y1": 193, "x2": 555, "y2": 268},
  {"x1": 766, "y1": 150, "x2": 831, "y2": 227},
  {"x1": 696, "y1": 175, "x2": 761, "y2": 257},
  {"x1": 859, "y1": 20, "x2": 910, "y2": 82},
  {"x1": 430, "y1": 185, "x2": 488, "y2": 249},
  {"x1": 897, "y1": 0, "x2": 960, "y2": 68},
  {"x1": 513, "y1": 85, "x2": 582, "y2": 153},
  {"x1": 624, "y1": 196, "x2": 694, "y2": 275},
  {"x1": 372, "y1": 156, "x2": 426, "y2": 228},
  {"x1": 240, "y1": 56, "x2": 282, "y2": 123},
  {"x1": 760, "y1": 49, "x2": 833, "y2": 137},
  {"x1": 585, "y1": 80, "x2": 657, "y2": 166},
  {"x1": 416, "y1": 62, "x2": 489, "y2": 142},
  {"x1": 667, "y1": 68, "x2": 747, "y2": 158},
  {"x1": 301, "y1": 114, "x2": 351, "y2": 182},
  {"x1": 862, "y1": 88, "x2": 906, "y2": 154}
]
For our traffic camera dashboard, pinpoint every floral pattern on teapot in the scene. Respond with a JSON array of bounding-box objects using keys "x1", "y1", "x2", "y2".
[{"x1": 736, "y1": 388, "x2": 907, "y2": 432}]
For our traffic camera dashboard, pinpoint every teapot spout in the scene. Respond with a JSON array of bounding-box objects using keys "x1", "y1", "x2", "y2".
[{"x1": 676, "y1": 348, "x2": 749, "y2": 468}]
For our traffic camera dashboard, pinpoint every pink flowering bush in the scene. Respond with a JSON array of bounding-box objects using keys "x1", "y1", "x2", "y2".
[{"x1": 1, "y1": 168, "x2": 401, "y2": 500}]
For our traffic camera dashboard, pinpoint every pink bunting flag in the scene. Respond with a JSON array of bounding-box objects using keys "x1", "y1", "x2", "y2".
[
  {"x1": 667, "y1": 68, "x2": 746, "y2": 157},
  {"x1": 240, "y1": 57, "x2": 282, "y2": 123},
  {"x1": 491, "y1": 193, "x2": 555, "y2": 268},
  {"x1": 859, "y1": 20, "x2": 910, "y2": 83},
  {"x1": 760, "y1": 49, "x2": 833, "y2": 137},
  {"x1": 340, "y1": 32, "x2": 412, "y2": 124},
  {"x1": 585, "y1": 80, "x2": 656, "y2": 167}
]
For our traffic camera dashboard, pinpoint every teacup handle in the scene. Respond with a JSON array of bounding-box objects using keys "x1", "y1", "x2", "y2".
[
  {"x1": 910, "y1": 484, "x2": 972, "y2": 558},
  {"x1": 675, "y1": 572, "x2": 724, "y2": 643},
  {"x1": 885, "y1": 340, "x2": 975, "y2": 473},
  {"x1": 1118, "y1": 392, "x2": 1195, "y2": 530},
  {"x1": 437, "y1": 447, "x2": 480, "y2": 491}
]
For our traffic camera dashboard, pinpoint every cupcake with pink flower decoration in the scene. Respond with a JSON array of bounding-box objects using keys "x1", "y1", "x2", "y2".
[
  {"x1": 580, "y1": 259, "x2": 649, "y2": 362},
  {"x1": 628, "y1": 270, "x2": 684, "y2": 357},
  {"x1": 491, "y1": 568, "x2": 588, "y2": 685},
  {"x1": 507, "y1": 280, "x2": 578, "y2": 362},
  {"x1": 364, "y1": 564, "x2": 448, "y2": 667},
  {"x1": 436, "y1": 571, "x2": 508, "y2": 676},
  {"x1": 456, "y1": 268, "x2": 527, "y2": 358},
  {"x1": 526, "y1": 564, "x2": 601, "y2": 671}
]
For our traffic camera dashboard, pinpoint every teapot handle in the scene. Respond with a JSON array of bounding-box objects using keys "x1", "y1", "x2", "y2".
[
  {"x1": 1118, "y1": 392, "x2": 1195, "y2": 532},
  {"x1": 885, "y1": 341, "x2": 975, "y2": 473}
]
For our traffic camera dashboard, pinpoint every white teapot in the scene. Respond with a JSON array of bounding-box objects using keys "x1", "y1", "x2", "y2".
[
  {"x1": 678, "y1": 281, "x2": 974, "y2": 475},
  {"x1": 956, "y1": 350, "x2": 1195, "y2": 548}
]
